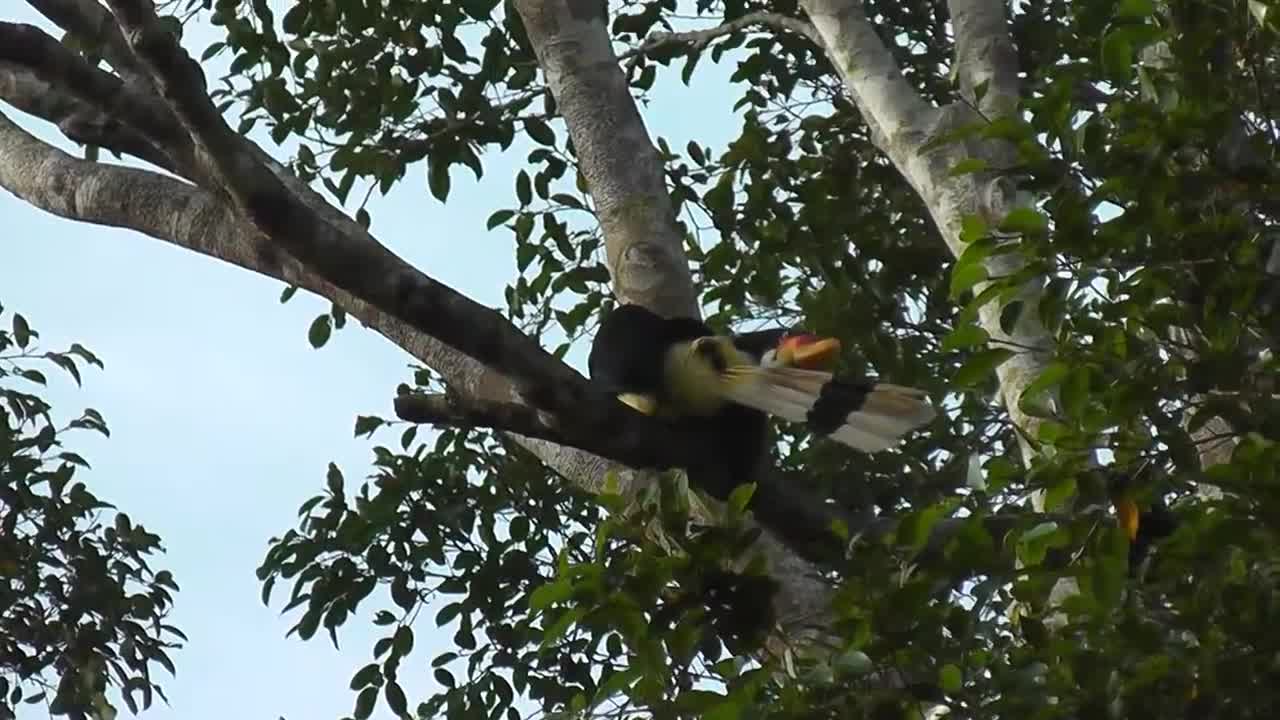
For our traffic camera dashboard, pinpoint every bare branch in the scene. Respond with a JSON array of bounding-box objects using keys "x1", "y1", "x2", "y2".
[
  {"x1": 948, "y1": 0, "x2": 1019, "y2": 116},
  {"x1": 26, "y1": 0, "x2": 155, "y2": 88},
  {"x1": 394, "y1": 392, "x2": 566, "y2": 444},
  {"x1": 90, "y1": 0, "x2": 635, "y2": 438},
  {"x1": 797, "y1": 0, "x2": 934, "y2": 148},
  {"x1": 513, "y1": 0, "x2": 698, "y2": 317},
  {"x1": 620, "y1": 11, "x2": 819, "y2": 61},
  {"x1": 0, "y1": 21, "x2": 196, "y2": 174},
  {"x1": 0, "y1": 61, "x2": 174, "y2": 170}
]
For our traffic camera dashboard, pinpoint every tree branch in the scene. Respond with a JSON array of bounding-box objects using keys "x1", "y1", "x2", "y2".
[
  {"x1": 620, "y1": 11, "x2": 820, "y2": 61},
  {"x1": 512, "y1": 0, "x2": 698, "y2": 318},
  {"x1": 0, "y1": 61, "x2": 174, "y2": 171},
  {"x1": 947, "y1": 0, "x2": 1019, "y2": 116},
  {"x1": 395, "y1": 392, "x2": 569, "y2": 446},
  {"x1": 85, "y1": 0, "x2": 642, "y2": 443},
  {"x1": 0, "y1": 21, "x2": 196, "y2": 176},
  {"x1": 25, "y1": 0, "x2": 155, "y2": 89},
  {"x1": 797, "y1": 0, "x2": 935, "y2": 148}
]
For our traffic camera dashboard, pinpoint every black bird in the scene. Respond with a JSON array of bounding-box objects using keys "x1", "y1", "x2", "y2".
[
  {"x1": 1108, "y1": 471, "x2": 1180, "y2": 577},
  {"x1": 587, "y1": 303, "x2": 935, "y2": 498}
]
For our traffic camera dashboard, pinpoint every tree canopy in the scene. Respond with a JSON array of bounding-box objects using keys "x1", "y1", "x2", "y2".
[{"x1": 3, "y1": 0, "x2": 1280, "y2": 719}]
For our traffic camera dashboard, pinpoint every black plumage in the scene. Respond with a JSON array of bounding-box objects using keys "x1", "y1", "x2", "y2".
[
  {"x1": 588, "y1": 304, "x2": 775, "y2": 500},
  {"x1": 588, "y1": 303, "x2": 936, "y2": 498}
]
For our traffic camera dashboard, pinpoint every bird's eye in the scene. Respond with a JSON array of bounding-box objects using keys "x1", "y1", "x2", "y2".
[{"x1": 694, "y1": 339, "x2": 728, "y2": 372}]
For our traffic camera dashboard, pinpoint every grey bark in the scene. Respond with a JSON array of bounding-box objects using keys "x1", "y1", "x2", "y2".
[
  {"x1": 799, "y1": 0, "x2": 1054, "y2": 466},
  {"x1": 512, "y1": 0, "x2": 697, "y2": 319}
]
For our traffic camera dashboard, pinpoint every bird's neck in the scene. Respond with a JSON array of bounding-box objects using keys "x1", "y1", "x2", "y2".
[{"x1": 660, "y1": 339, "x2": 752, "y2": 416}]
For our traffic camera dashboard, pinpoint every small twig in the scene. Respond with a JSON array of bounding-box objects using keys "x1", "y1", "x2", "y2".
[{"x1": 619, "y1": 11, "x2": 820, "y2": 65}]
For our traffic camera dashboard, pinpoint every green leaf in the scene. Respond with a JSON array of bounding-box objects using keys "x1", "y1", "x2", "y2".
[
  {"x1": 959, "y1": 214, "x2": 989, "y2": 244},
  {"x1": 949, "y1": 261, "x2": 989, "y2": 301},
  {"x1": 998, "y1": 207, "x2": 1049, "y2": 235},
  {"x1": 687, "y1": 141, "x2": 706, "y2": 166},
  {"x1": 428, "y1": 158, "x2": 451, "y2": 202},
  {"x1": 941, "y1": 324, "x2": 990, "y2": 353},
  {"x1": 898, "y1": 503, "x2": 949, "y2": 552},
  {"x1": 45, "y1": 353, "x2": 82, "y2": 386},
  {"x1": 972, "y1": 78, "x2": 990, "y2": 105},
  {"x1": 1101, "y1": 29, "x2": 1135, "y2": 84},
  {"x1": 939, "y1": 664, "x2": 963, "y2": 694},
  {"x1": 1043, "y1": 475, "x2": 1076, "y2": 512},
  {"x1": 12, "y1": 314, "x2": 30, "y2": 348},
  {"x1": 433, "y1": 668, "x2": 456, "y2": 688},
  {"x1": 539, "y1": 607, "x2": 583, "y2": 648},
  {"x1": 354, "y1": 415, "x2": 383, "y2": 438},
  {"x1": 350, "y1": 663, "x2": 381, "y2": 690},
  {"x1": 392, "y1": 626, "x2": 414, "y2": 657},
  {"x1": 952, "y1": 348, "x2": 1016, "y2": 388},
  {"x1": 326, "y1": 463, "x2": 344, "y2": 495},
  {"x1": 18, "y1": 369, "x2": 46, "y2": 386},
  {"x1": 524, "y1": 118, "x2": 555, "y2": 146},
  {"x1": 1016, "y1": 521, "x2": 1064, "y2": 566},
  {"x1": 486, "y1": 209, "x2": 515, "y2": 230},
  {"x1": 308, "y1": 314, "x2": 332, "y2": 348},
  {"x1": 948, "y1": 158, "x2": 989, "y2": 176},
  {"x1": 516, "y1": 171, "x2": 532, "y2": 205},
  {"x1": 280, "y1": 285, "x2": 298, "y2": 303},
  {"x1": 593, "y1": 667, "x2": 639, "y2": 706},
  {"x1": 385, "y1": 681, "x2": 407, "y2": 716},
  {"x1": 1116, "y1": 0, "x2": 1155, "y2": 19},
  {"x1": 727, "y1": 482, "x2": 756, "y2": 514},
  {"x1": 529, "y1": 579, "x2": 572, "y2": 612},
  {"x1": 1019, "y1": 361, "x2": 1070, "y2": 409},
  {"x1": 353, "y1": 686, "x2": 377, "y2": 720},
  {"x1": 517, "y1": 242, "x2": 536, "y2": 272},
  {"x1": 834, "y1": 649, "x2": 874, "y2": 676},
  {"x1": 68, "y1": 343, "x2": 102, "y2": 368},
  {"x1": 200, "y1": 41, "x2": 226, "y2": 61},
  {"x1": 999, "y1": 300, "x2": 1024, "y2": 335},
  {"x1": 435, "y1": 602, "x2": 462, "y2": 626}
]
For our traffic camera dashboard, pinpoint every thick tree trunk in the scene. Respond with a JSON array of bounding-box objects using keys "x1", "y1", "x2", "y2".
[
  {"x1": 800, "y1": 0, "x2": 1053, "y2": 467},
  {"x1": 511, "y1": 0, "x2": 838, "y2": 648},
  {"x1": 512, "y1": 0, "x2": 698, "y2": 319}
]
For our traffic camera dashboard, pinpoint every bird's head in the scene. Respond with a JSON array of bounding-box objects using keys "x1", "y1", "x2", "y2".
[{"x1": 661, "y1": 336, "x2": 753, "y2": 415}]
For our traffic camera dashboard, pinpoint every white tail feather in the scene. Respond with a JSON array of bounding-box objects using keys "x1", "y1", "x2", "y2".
[
  {"x1": 719, "y1": 366, "x2": 935, "y2": 452},
  {"x1": 831, "y1": 423, "x2": 899, "y2": 453}
]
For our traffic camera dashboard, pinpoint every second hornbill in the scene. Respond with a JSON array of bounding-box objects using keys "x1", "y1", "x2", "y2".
[
  {"x1": 1108, "y1": 470, "x2": 1180, "y2": 577},
  {"x1": 588, "y1": 303, "x2": 936, "y2": 500}
]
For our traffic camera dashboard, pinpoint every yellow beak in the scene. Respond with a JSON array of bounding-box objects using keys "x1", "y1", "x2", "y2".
[
  {"x1": 1113, "y1": 498, "x2": 1140, "y2": 541},
  {"x1": 777, "y1": 334, "x2": 842, "y2": 370}
]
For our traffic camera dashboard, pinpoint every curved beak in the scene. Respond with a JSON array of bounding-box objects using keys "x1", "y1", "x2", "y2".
[
  {"x1": 617, "y1": 392, "x2": 659, "y2": 415},
  {"x1": 777, "y1": 333, "x2": 842, "y2": 370},
  {"x1": 1113, "y1": 497, "x2": 1140, "y2": 541}
]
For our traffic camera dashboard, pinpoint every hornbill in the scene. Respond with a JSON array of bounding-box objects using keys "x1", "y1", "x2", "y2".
[
  {"x1": 1108, "y1": 470, "x2": 1180, "y2": 577},
  {"x1": 587, "y1": 303, "x2": 936, "y2": 500}
]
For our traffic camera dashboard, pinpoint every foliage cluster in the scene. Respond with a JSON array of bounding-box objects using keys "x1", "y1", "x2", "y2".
[
  {"x1": 0, "y1": 307, "x2": 182, "y2": 720},
  {"x1": 12, "y1": 0, "x2": 1280, "y2": 718}
]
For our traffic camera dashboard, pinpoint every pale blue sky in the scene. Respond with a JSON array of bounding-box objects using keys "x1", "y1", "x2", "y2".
[{"x1": 2, "y1": 4, "x2": 745, "y2": 719}]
